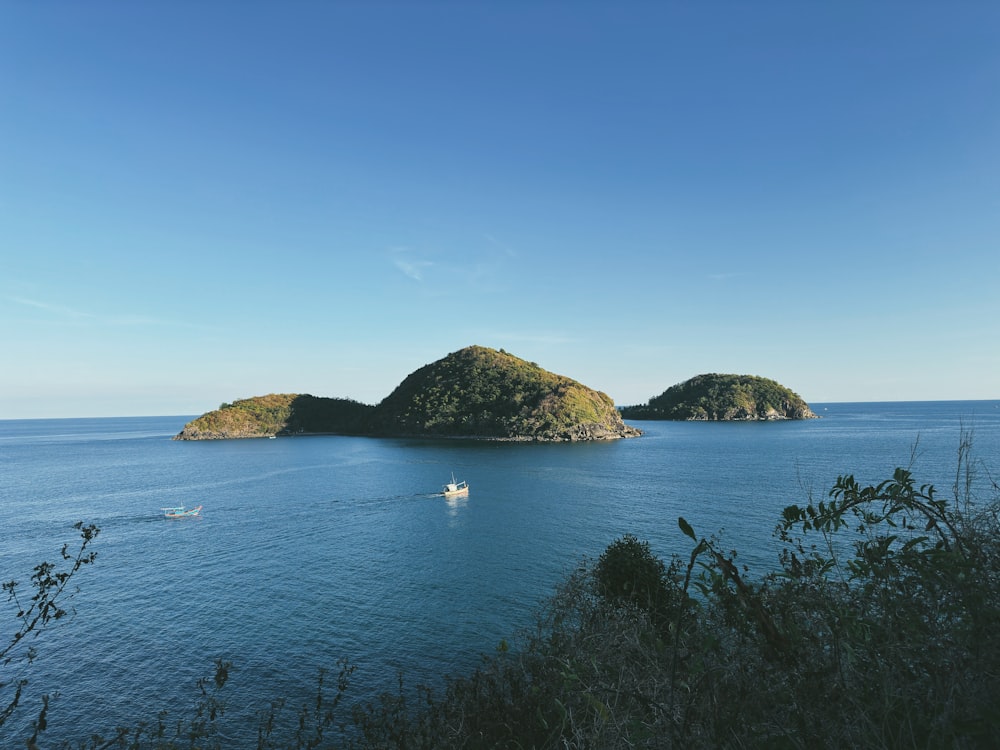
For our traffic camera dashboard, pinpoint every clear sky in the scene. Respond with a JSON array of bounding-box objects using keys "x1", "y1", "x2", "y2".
[{"x1": 2, "y1": 2, "x2": 998, "y2": 419}]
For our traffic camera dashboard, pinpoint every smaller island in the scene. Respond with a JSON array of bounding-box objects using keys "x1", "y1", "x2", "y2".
[
  {"x1": 619, "y1": 373, "x2": 818, "y2": 421},
  {"x1": 174, "y1": 394, "x2": 373, "y2": 440}
]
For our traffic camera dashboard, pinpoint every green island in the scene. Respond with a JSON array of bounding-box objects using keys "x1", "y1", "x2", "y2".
[
  {"x1": 174, "y1": 345, "x2": 641, "y2": 441},
  {"x1": 620, "y1": 373, "x2": 818, "y2": 421}
]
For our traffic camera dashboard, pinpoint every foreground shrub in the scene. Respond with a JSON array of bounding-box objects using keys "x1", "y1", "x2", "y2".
[
  {"x1": 1, "y1": 523, "x2": 98, "y2": 743},
  {"x1": 593, "y1": 533, "x2": 686, "y2": 628},
  {"x1": 418, "y1": 434, "x2": 1000, "y2": 748}
]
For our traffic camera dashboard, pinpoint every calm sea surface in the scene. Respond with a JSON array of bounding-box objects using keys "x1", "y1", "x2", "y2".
[{"x1": 2, "y1": 401, "x2": 999, "y2": 744}]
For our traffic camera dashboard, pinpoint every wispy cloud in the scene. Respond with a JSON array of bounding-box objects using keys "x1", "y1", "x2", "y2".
[
  {"x1": 389, "y1": 235, "x2": 515, "y2": 289},
  {"x1": 389, "y1": 246, "x2": 436, "y2": 282},
  {"x1": 7, "y1": 295, "x2": 98, "y2": 320},
  {"x1": 483, "y1": 233, "x2": 517, "y2": 258},
  {"x1": 394, "y1": 258, "x2": 434, "y2": 282},
  {"x1": 5, "y1": 294, "x2": 212, "y2": 330}
]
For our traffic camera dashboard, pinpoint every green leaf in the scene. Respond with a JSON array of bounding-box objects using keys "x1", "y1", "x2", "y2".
[
  {"x1": 678, "y1": 517, "x2": 697, "y2": 541},
  {"x1": 584, "y1": 692, "x2": 611, "y2": 721}
]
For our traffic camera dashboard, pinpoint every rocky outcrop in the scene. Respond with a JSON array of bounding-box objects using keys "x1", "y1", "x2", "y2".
[{"x1": 554, "y1": 421, "x2": 643, "y2": 441}]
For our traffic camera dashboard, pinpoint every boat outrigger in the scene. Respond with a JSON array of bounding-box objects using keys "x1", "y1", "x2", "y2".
[
  {"x1": 162, "y1": 505, "x2": 202, "y2": 518},
  {"x1": 442, "y1": 474, "x2": 469, "y2": 497}
]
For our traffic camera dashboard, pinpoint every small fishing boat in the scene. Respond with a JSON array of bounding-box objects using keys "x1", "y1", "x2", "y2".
[
  {"x1": 162, "y1": 505, "x2": 202, "y2": 518},
  {"x1": 442, "y1": 474, "x2": 469, "y2": 497}
]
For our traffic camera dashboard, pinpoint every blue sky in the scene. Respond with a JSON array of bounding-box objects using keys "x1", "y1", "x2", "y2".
[{"x1": 2, "y1": 2, "x2": 998, "y2": 418}]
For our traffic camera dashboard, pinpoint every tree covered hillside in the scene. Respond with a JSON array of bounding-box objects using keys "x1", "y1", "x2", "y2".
[
  {"x1": 372, "y1": 346, "x2": 639, "y2": 440},
  {"x1": 174, "y1": 346, "x2": 640, "y2": 441},
  {"x1": 621, "y1": 373, "x2": 817, "y2": 421},
  {"x1": 174, "y1": 394, "x2": 374, "y2": 440}
]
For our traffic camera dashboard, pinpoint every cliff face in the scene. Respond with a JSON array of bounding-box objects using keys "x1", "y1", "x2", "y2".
[
  {"x1": 174, "y1": 346, "x2": 641, "y2": 441},
  {"x1": 620, "y1": 374, "x2": 818, "y2": 421}
]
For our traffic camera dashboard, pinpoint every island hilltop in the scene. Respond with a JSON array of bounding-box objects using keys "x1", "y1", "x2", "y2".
[
  {"x1": 175, "y1": 345, "x2": 642, "y2": 442},
  {"x1": 620, "y1": 373, "x2": 818, "y2": 421}
]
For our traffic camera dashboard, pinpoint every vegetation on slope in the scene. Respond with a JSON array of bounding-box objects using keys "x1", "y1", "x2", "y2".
[
  {"x1": 281, "y1": 394, "x2": 376, "y2": 435},
  {"x1": 621, "y1": 373, "x2": 817, "y2": 421},
  {"x1": 174, "y1": 394, "x2": 373, "y2": 440},
  {"x1": 9, "y1": 434, "x2": 998, "y2": 748},
  {"x1": 371, "y1": 345, "x2": 639, "y2": 440},
  {"x1": 175, "y1": 346, "x2": 640, "y2": 441}
]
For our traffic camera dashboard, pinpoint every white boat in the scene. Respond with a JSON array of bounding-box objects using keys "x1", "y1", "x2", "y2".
[
  {"x1": 162, "y1": 505, "x2": 202, "y2": 518},
  {"x1": 442, "y1": 474, "x2": 469, "y2": 497}
]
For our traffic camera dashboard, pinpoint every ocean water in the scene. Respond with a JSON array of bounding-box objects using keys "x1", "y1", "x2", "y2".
[{"x1": 2, "y1": 401, "x2": 999, "y2": 744}]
